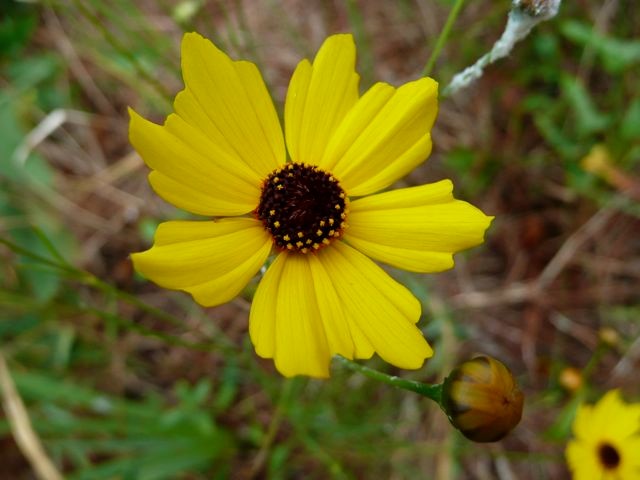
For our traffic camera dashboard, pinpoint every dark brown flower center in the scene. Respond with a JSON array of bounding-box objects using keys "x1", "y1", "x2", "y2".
[
  {"x1": 256, "y1": 163, "x2": 347, "y2": 253},
  {"x1": 597, "y1": 442, "x2": 621, "y2": 470}
]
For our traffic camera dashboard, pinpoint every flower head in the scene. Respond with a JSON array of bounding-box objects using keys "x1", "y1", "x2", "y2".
[
  {"x1": 441, "y1": 356, "x2": 523, "y2": 442},
  {"x1": 130, "y1": 33, "x2": 493, "y2": 378},
  {"x1": 566, "y1": 390, "x2": 640, "y2": 480}
]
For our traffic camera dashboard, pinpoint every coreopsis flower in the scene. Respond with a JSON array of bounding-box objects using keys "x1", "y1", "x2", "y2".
[
  {"x1": 566, "y1": 390, "x2": 640, "y2": 480},
  {"x1": 441, "y1": 356, "x2": 523, "y2": 442},
  {"x1": 130, "y1": 32, "x2": 493, "y2": 378}
]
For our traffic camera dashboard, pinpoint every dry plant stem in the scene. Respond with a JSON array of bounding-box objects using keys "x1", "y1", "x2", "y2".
[
  {"x1": 44, "y1": 7, "x2": 116, "y2": 115},
  {"x1": 452, "y1": 200, "x2": 617, "y2": 309},
  {"x1": 335, "y1": 356, "x2": 443, "y2": 404},
  {"x1": 0, "y1": 352, "x2": 64, "y2": 480},
  {"x1": 69, "y1": 0, "x2": 173, "y2": 105},
  {"x1": 443, "y1": 0, "x2": 562, "y2": 97},
  {"x1": 611, "y1": 335, "x2": 640, "y2": 383},
  {"x1": 13, "y1": 109, "x2": 90, "y2": 165}
]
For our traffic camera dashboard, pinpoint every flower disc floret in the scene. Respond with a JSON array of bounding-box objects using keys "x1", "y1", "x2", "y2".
[
  {"x1": 256, "y1": 163, "x2": 347, "y2": 254},
  {"x1": 597, "y1": 442, "x2": 621, "y2": 470}
]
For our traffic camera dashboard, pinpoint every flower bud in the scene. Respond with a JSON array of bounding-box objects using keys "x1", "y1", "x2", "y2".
[
  {"x1": 598, "y1": 327, "x2": 619, "y2": 348},
  {"x1": 441, "y1": 356, "x2": 524, "y2": 443},
  {"x1": 559, "y1": 367, "x2": 583, "y2": 392},
  {"x1": 514, "y1": 0, "x2": 561, "y2": 20}
]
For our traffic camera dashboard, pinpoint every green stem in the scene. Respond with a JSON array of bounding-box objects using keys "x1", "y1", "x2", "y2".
[
  {"x1": 335, "y1": 356, "x2": 442, "y2": 404},
  {"x1": 249, "y1": 378, "x2": 296, "y2": 477},
  {"x1": 422, "y1": 0, "x2": 466, "y2": 77},
  {"x1": 345, "y1": 0, "x2": 374, "y2": 86},
  {"x1": 582, "y1": 342, "x2": 606, "y2": 382},
  {"x1": 0, "y1": 234, "x2": 236, "y2": 351},
  {"x1": 70, "y1": 0, "x2": 173, "y2": 105}
]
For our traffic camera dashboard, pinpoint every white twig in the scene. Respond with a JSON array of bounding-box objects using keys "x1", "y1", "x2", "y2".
[
  {"x1": 444, "y1": 0, "x2": 561, "y2": 96},
  {"x1": 12, "y1": 108, "x2": 90, "y2": 165}
]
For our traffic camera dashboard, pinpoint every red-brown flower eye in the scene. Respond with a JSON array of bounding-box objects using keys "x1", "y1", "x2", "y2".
[
  {"x1": 256, "y1": 163, "x2": 348, "y2": 253},
  {"x1": 597, "y1": 442, "x2": 621, "y2": 470}
]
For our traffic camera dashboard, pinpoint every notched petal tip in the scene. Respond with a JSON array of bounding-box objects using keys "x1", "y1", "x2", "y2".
[{"x1": 181, "y1": 31, "x2": 207, "y2": 49}]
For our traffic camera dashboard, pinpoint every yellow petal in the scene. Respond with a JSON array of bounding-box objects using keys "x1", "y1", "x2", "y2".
[
  {"x1": 620, "y1": 438, "x2": 640, "y2": 477},
  {"x1": 344, "y1": 180, "x2": 493, "y2": 272},
  {"x1": 321, "y1": 78, "x2": 438, "y2": 196},
  {"x1": 129, "y1": 109, "x2": 260, "y2": 216},
  {"x1": 131, "y1": 218, "x2": 272, "y2": 307},
  {"x1": 572, "y1": 403, "x2": 596, "y2": 441},
  {"x1": 177, "y1": 32, "x2": 285, "y2": 178},
  {"x1": 250, "y1": 253, "x2": 331, "y2": 378},
  {"x1": 566, "y1": 440, "x2": 600, "y2": 480},
  {"x1": 285, "y1": 34, "x2": 359, "y2": 165},
  {"x1": 594, "y1": 390, "x2": 640, "y2": 439},
  {"x1": 284, "y1": 59, "x2": 312, "y2": 165},
  {"x1": 319, "y1": 241, "x2": 433, "y2": 369},
  {"x1": 249, "y1": 253, "x2": 282, "y2": 360},
  {"x1": 308, "y1": 253, "x2": 374, "y2": 359}
]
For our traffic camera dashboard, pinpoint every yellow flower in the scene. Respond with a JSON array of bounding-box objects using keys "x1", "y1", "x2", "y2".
[
  {"x1": 130, "y1": 32, "x2": 493, "y2": 378},
  {"x1": 566, "y1": 390, "x2": 640, "y2": 480}
]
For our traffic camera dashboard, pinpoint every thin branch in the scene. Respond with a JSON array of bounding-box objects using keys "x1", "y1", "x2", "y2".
[
  {"x1": 0, "y1": 352, "x2": 64, "y2": 480},
  {"x1": 452, "y1": 200, "x2": 618, "y2": 309},
  {"x1": 443, "y1": 0, "x2": 561, "y2": 96}
]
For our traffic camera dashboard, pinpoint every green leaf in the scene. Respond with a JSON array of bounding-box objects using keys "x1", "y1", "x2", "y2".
[
  {"x1": 560, "y1": 74, "x2": 610, "y2": 137},
  {"x1": 561, "y1": 20, "x2": 640, "y2": 73},
  {"x1": 0, "y1": 3, "x2": 37, "y2": 58},
  {"x1": 621, "y1": 98, "x2": 640, "y2": 142}
]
